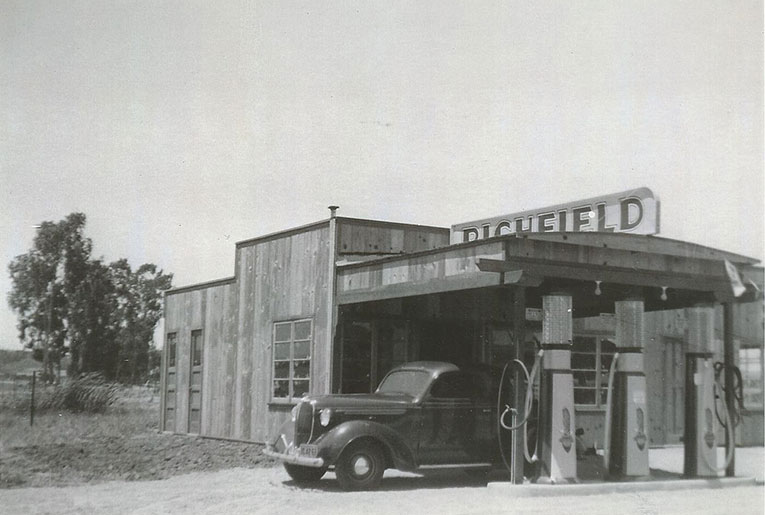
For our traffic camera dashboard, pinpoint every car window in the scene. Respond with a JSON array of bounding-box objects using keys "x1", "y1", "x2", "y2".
[
  {"x1": 377, "y1": 370, "x2": 431, "y2": 397},
  {"x1": 429, "y1": 372, "x2": 473, "y2": 399}
]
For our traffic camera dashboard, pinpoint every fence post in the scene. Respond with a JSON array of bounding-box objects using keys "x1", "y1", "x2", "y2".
[{"x1": 30, "y1": 371, "x2": 36, "y2": 427}]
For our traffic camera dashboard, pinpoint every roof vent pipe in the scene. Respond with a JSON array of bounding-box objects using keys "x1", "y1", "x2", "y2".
[{"x1": 328, "y1": 205, "x2": 339, "y2": 218}]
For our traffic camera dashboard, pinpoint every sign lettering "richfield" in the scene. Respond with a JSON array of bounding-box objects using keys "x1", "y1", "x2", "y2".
[{"x1": 451, "y1": 187, "x2": 660, "y2": 244}]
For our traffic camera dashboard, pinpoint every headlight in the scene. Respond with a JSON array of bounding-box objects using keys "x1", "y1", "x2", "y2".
[
  {"x1": 319, "y1": 408, "x2": 332, "y2": 427},
  {"x1": 291, "y1": 405, "x2": 299, "y2": 422}
]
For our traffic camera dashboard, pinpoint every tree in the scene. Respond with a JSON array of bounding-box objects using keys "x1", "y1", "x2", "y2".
[
  {"x1": 7, "y1": 213, "x2": 173, "y2": 383},
  {"x1": 110, "y1": 260, "x2": 172, "y2": 383},
  {"x1": 8, "y1": 213, "x2": 92, "y2": 382}
]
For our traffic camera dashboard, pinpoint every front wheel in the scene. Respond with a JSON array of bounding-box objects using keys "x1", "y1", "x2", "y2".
[
  {"x1": 335, "y1": 441, "x2": 385, "y2": 491},
  {"x1": 284, "y1": 463, "x2": 328, "y2": 483}
]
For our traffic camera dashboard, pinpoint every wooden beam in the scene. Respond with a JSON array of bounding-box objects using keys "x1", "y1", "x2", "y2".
[
  {"x1": 336, "y1": 271, "x2": 502, "y2": 305},
  {"x1": 476, "y1": 259, "x2": 543, "y2": 287},
  {"x1": 504, "y1": 257, "x2": 730, "y2": 293}
]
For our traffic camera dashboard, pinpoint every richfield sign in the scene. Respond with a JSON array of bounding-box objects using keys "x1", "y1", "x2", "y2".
[{"x1": 451, "y1": 187, "x2": 660, "y2": 244}]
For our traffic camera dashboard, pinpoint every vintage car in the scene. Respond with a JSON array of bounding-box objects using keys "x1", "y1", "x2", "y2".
[{"x1": 264, "y1": 361, "x2": 515, "y2": 490}]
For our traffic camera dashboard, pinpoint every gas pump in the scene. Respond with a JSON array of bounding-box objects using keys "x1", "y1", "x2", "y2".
[
  {"x1": 535, "y1": 293, "x2": 577, "y2": 483},
  {"x1": 683, "y1": 305, "x2": 721, "y2": 477},
  {"x1": 603, "y1": 299, "x2": 649, "y2": 479}
]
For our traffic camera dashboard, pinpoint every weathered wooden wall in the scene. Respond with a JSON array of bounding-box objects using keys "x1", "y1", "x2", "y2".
[
  {"x1": 337, "y1": 218, "x2": 449, "y2": 257},
  {"x1": 162, "y1": 287, "x2": 207, "y2": 434},
  {"x1": 200, "y1": 281, "x2": 238, "y2": 438},
  {"x1": 236, "y1": 223, "x2": 332, "y2": 442}
]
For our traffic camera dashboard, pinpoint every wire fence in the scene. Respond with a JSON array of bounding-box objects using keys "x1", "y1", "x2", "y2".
[
  {"x1": 0, "y1": 372, "x2": 160, "y2": 413},
  {"x1": 0, "y1": 373, "x2": 35, "y2": 409}
]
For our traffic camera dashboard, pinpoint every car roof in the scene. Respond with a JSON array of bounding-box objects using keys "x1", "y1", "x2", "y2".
[{"x1": 390, "y1": 361, "x2": 459, "y2": 375}]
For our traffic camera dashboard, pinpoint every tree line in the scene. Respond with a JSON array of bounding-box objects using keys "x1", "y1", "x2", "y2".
[{"x1": 7, "y1": 213, "x2": 173, "y2": 384}]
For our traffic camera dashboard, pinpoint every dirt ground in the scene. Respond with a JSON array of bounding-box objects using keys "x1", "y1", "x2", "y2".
[
  {"x1": 1, "y1": 446, "x2": 762, "y2": 515},
  {"x1": 0, "y1": 431, "x2": 275, "y2": 488}
]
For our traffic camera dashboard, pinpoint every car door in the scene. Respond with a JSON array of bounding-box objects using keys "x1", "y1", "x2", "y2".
[{"x1": 417, "y1": 372, "x2": 475, "y2": 465}]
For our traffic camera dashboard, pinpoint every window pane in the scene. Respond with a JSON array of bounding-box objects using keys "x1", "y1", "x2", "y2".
[
  {"x1": 273, "y1": 380, "x2": 289, "y2": 398},
  {"x1": 293, "y1": 380, "x2": 309, "y2": 397},
  {"x1": 572, "y1": 353, "x2": 596, "y2": 369},
  {"x1": 574, "y1": 371, "x2": 596, "y2": 387},
  {"x1": 574, "y1": 336, "x2": 597, "y2": 352},
  {"x1": 294, "y1": 340, "x2": 311, "y2": 359},
  {"x1": 294, "y1": 320, "x2": 312, "y2": 340},
  {"x1": 574, "y1": 388, "x2": 596, "y2": 405},
  {"x1": 740, "y1": 348, "x2": 763, "y2": 407},
  {"x1": 274, "y1": 323, "x2": 291, "y2": 342},
  {"x1": 274, "y1": 342, "x2": 290, "y2": 360},
  {"x1": 167, "y1": 333, "x2": 177, "y2": 368},
  {"x1": 274, "y1": 361, "x2": 290, "y2": 379},
  {"x1": 191, "y1": 330, "x2": 203, "y2": 366},
  {"x1": 294, "y1": 360, "x2": 310, "y2": 379}
]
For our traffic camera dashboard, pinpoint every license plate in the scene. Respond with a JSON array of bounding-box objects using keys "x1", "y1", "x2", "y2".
[{"x1": 298, "y1": 445, "x2": 318, "y2": 458}]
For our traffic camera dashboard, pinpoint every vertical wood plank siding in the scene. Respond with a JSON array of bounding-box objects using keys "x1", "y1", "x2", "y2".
[
  {"x1": 239, "y1": 225, "x2": 331, "y2": 441},
  {"x1": 337, "y1": 219, "x2": 449, "y2": 255},
  {"x1": 161, "y1": 218, "x2": 453, "y2": 442},
  {"x1": 163, "y1": 288, "x2": 205, "y2": 434}
]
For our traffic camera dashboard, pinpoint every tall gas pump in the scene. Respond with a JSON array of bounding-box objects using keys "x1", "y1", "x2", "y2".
[
  {"x1": 536, "y1": 293, "x2": 577, "y2": 483},
  {"x1": 683, "y1": 305, "x2": 719, "y2": 477},
  {"x1": 605, "y1": 299, "x2": 650, "y2": 478}
]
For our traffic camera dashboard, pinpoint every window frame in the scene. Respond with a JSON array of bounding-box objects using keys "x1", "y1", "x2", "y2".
[
  {"x1": 739, "y1": 345, "x2": 764, "y2": 411},
  {"x1": 190, "y1": 329, "x2": 203, "y2": 367},
  {"x1": 571, "y1": 334, "x2": 616, "y2": 408},
  {"x1": 271, "y1": 318, "x2": 313, "y2": 403},
  {"x1": 167, "y1": 332, "x2": 177, "y2": 368}
]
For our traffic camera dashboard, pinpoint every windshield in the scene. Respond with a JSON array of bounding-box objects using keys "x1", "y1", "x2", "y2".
[{"x1": 376, "y1": 370, "x2": 431, "y2": 397}]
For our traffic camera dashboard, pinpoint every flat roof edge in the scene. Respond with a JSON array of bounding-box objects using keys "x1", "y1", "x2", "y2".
[
  {"x1": 236, "y1": 220, "x2": 331, "y2": 248},
  {"x1": 166, "y1": 277, "x2": 236, "y2": 296}
]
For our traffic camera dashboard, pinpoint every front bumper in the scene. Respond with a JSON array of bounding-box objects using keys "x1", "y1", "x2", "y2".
[{"x1": 264, "y1": 445, "x2": 325, "y2": 468}]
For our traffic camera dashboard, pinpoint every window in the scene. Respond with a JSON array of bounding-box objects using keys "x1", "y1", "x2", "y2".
[
  {"x1": 739, "y1": 347, "x2": 763, "y2": 409},
  {"x1": 167, "y1": 332, "x2": 177, "y2": 368},
  {"x1": 272, "y1": 319, "x2": 312, "y2": 401},
  {"x1": 572, "y1": 336, "x2": 616, "y2": 407},
  {"x1": 191, "y1": 330, "x2": 203, "y2": 367},
  {"x1": 429, "y1": 372, "x2": 472, "y2": 399}
]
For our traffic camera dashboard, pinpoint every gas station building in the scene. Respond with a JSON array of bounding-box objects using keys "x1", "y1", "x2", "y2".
[{"x1": 160, "y1": 188, "x2": 763, "y2": 480}]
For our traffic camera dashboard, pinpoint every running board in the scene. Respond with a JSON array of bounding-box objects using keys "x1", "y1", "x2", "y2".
[{"x1": 418, "y1": 463, "x2": 493, "y2": 470}]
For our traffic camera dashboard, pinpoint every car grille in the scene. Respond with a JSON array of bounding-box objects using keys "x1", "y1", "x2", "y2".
[{"x1": 294, "y1": 401, "x2": 314, "y2": 445}]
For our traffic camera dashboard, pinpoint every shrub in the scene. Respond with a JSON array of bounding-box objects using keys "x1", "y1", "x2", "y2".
[{"x1": 36, "y1": 373, "x2": 120, "y2": 413}]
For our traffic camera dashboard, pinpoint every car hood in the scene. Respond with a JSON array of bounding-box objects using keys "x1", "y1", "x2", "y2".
[{"x1": 303, "y1": 393, "x2": 415, "y2": 412}]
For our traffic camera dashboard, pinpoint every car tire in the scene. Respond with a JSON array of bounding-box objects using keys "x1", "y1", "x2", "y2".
[
  {"x1": 283, "y1": 463, "x2": 328, "y2": 483},
  {"x1": 335, "y1": 441, "x2": 385, "y2": 491}
]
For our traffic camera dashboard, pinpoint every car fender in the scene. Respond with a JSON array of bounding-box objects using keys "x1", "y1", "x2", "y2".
[{"x1": 315, "y1": 419, "x2": 417, "y2": 471}]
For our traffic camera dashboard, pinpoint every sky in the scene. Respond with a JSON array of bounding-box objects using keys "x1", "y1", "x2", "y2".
[{"x1": 1, "y1": 1, "x2": 763, "y2": 350}]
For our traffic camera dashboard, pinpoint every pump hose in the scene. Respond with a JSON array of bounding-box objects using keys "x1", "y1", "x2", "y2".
[
  {"x1": 602, "y1": 352, "x2": 619, "y2": 470},
  {"x1": 496, "y1": 350, "x2": 544, "y2": 473},
  {"x1": 498, "y1": 359, "x2": 531, "y2": 431},
  {"x1": 496, "y1": 360, "x2": 514, "y2": 473},
  {"x1": 713, "y1": 362, "x2": 745, "y2": 427},
  {"x1": 522, "y1": 351, "x2": 543, "y2": 464}
]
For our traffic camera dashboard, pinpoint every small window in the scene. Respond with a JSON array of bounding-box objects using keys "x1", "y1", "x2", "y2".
[
  {"x1": 572, "y1": 336, "x2": 615, "y2": 407},
  {"x1": 272, "y1": 319, "x2": 313, "y2": 402},
  {"x1": 167, "y1": 332, "x2": 177, "y2": 368},
  {"x1": 740, "y1": 347, "x2": 763, "y2": 409},
  {"x1": 191, "y1": 330, "x2": 203, "y2": 367}
]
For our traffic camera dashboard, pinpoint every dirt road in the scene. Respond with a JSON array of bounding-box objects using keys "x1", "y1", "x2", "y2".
[{"x1": 2, "y1": 459, "x2": 763, "y2": 515}]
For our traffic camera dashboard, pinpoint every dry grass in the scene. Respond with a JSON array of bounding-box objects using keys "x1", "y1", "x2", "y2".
[
  {"x1": 0, "y1": 385, "x2": 274, "y2": 489},
  {"x1": 0, "y1": 385, "x2": 158, "y2": 452}
]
